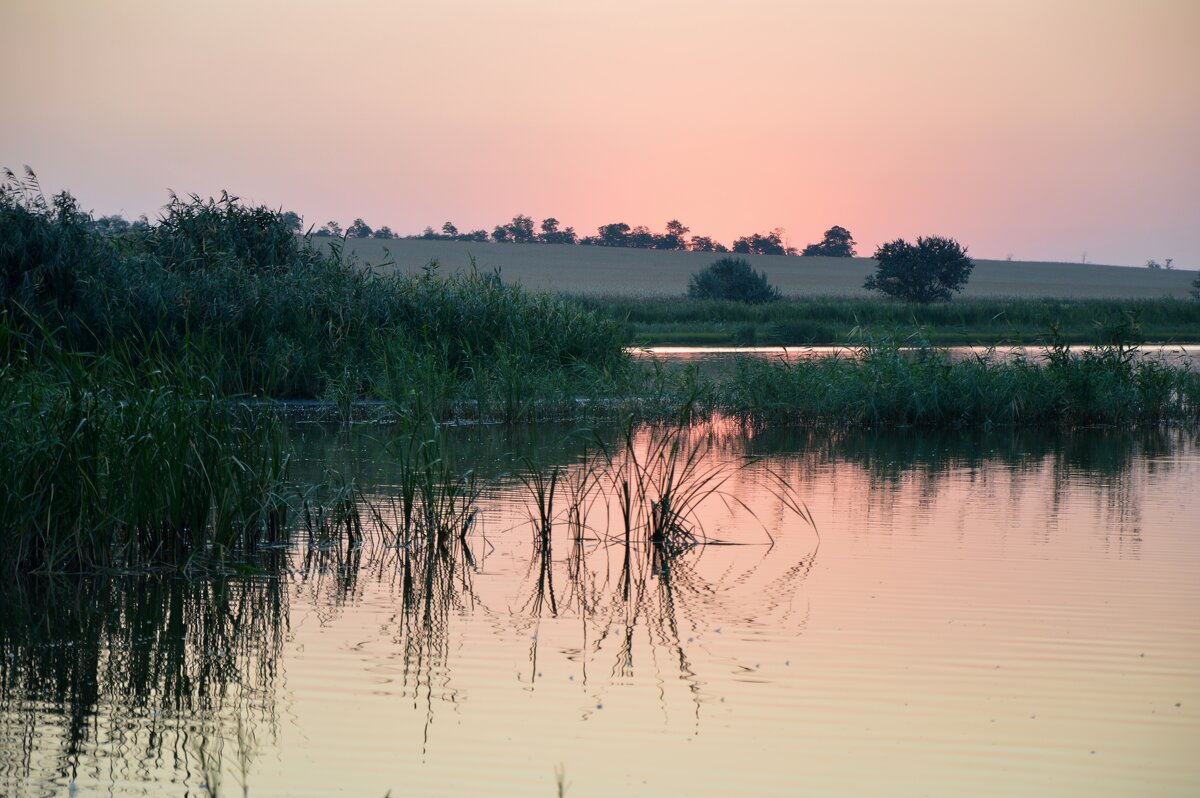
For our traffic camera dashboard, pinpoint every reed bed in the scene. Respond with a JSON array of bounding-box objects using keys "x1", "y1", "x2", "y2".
[
  {"x1": 1, "y1": 172, "x2": 627, "y2": 403},
  {"x1": 716, "y1": 335, "x2": 1200, "y2": 427},
  {"x1": 0, "y1": 327, "x2": 294, "y2": 575}
]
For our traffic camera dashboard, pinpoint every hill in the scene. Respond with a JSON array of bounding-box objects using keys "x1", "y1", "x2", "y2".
[{"x1": 333, "y1": 238, "x2": 1196, "y2": 299}]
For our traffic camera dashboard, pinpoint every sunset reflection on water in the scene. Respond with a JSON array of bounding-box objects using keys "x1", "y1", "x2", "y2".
[{"x1": 2, "y1": 424, "x2": 1197, "y2": 797}]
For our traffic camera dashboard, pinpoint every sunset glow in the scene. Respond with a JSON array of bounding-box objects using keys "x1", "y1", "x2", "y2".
[{"x1": 2, "y1": 0, "x2": 1198, "y2": 266}]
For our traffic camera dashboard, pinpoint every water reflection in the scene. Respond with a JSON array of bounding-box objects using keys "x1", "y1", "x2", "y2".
[
  {"x1": 0, "y1": 574, "x2": 285, "y2": 797},
  {"x1": 2, "y1": 423, "x2": 1196, "y2": 797}
]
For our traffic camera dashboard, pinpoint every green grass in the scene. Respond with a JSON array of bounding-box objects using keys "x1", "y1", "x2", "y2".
[{"x1": 578, "y1": 295, "x2": 1200, "y2": 346}]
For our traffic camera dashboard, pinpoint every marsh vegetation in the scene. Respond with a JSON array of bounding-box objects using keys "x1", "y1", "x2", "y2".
[{"x1": 2, "y1": 172, "x2": 1198, "y2": 577}]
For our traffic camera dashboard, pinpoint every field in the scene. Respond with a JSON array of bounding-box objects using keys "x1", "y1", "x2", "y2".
[{"x1": 338, "y1": 238, "x2": 1198, "y2": 299}]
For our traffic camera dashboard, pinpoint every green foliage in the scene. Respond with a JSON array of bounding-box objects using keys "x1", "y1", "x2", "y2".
[
  {"x1": 0, "y1": 324, "x2": 290, "y2": 575},
  {"x1": 1, "y1": 167, "x2": 97, "y2": 312},
  {"x1": 864, "y1": 236, "x2": 974, "y2": 303},
  {"x1": 0, "y1": 174, "x2": 627, "y2": 403},
  {"x1": 718, "y1": 335, "x2": 1200, "y2": 428},
  {"x1": 1191, "y1": 272, "x2": 1200, "y2": 301},
  {"x1": 686, "y1": 257, "x2": 781, "y2": 304},
  {"x1": 578, "y1": 295, "x2": 1200, "y2": 346},
  {"x1": 151, "y1": 190, "x2": 302, "y2": 274}
]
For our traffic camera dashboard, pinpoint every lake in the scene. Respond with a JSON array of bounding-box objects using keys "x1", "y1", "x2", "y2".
[{"x1": 2, "y1": 421, "x2": 1198, "y2": 797}]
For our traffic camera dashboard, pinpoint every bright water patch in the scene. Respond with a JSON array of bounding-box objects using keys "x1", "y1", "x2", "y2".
[{"x1": 2, "y1": 425, "x2": 1198, "y2": 797}]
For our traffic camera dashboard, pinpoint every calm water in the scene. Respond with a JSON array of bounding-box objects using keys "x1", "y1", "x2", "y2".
[
  {"x1": 3, "y1": 423, "x2": 1198, "y2": 797},
  {"x1": 634, "y1": 343, "x2": 1200, "y2": 368}
]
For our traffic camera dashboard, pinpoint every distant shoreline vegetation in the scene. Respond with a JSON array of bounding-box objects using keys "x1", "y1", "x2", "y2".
[
  {"x1": 581, "y1": 295, "x2": 1200, "y2": 347},
  {"x1": 87, "y1": 199, "x2": 861, "y2": 259},
  {"x1": 326, "y1": 216, "x2": 860, "y2": 258}
]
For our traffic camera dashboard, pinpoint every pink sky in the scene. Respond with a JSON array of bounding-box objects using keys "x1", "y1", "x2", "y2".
[{"x1": 2, "y1": 0, "x2": 1198, "y2": 267}]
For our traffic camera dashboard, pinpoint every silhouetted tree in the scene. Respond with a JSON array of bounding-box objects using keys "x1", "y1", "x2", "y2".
[
  {"x1": 462, "y1": 229, "x2": 489, "y2": 242},
  {"x1": 538, "y1": 217, "x2": 577, "y2": 245},
  {"x1": 801, "y1": 225, "x2": 856, "y2": 257},
  {"x1": 595, "y1": 222, "x2": 631, "y2": 247},
  {"x1": 91, "y1": 214, "x2": 131, "y2": 235},
  {"x1": 346, "y1": 218, "x2": 373, "y2": 238},
  {"x1": 654, "y1": 220, "x2": 690, "y2": 250},
  {"x1": 441, "y1": 221, "x2": 459, "y2": 238},
  {"x1": 507, "y1": 214, "x2": 536, "y2": 243},
  {"x1": 280, "y1": 211, "x2": 303, "y2": 234},
  {"x1": 732, "y1": 229, "x2": 787, "y2": 256},
  {"x1": 687, "y1": 256, "x2": 781, "y2": 303},
  {"x1": 689, "y1": 235, "x2": 716, "y2": 252},
  {"x1": 864, "y1": 236, "x2": 974, "y2": 302},
  {"x1": 374, "y1": 225, "x2": 396, "y2": 239},
  {"x1": 628, "y1": 225, "x2": 656, "y2": 248},
  {"x1": 316, "y1": 220, "x2": 342, "y2": 237},
  {"x1": 491, "y1": 224, "x2": 511, "y2": 243}
]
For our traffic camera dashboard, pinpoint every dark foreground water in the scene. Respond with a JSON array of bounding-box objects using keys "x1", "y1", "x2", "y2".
[{"x1": 2, "y1": 423, "x2": 1198, "y2": 797}]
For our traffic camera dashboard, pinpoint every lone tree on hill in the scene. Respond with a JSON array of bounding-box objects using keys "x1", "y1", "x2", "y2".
[
  {"x1": 687, "y1": 256, "x2": 781, "y2": 304},
  {"x1": 801, "y1": 225, "x2": 856, "y2": 257},
  {"x1": 864, "y1": 236, "x2": 974, "y2": 302}
]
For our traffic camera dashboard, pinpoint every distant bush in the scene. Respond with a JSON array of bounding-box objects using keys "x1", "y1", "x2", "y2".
[
  {"x1": 687, "y1": 257, "x2": 781, "y2": 304},
  {"x1": 864, "y1": 236, "x2": 974, "y2": 303}
]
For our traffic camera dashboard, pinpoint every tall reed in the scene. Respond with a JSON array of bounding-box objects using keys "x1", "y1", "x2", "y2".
[{"x1": 0, "y1": 320, "x2": 291, "y2": 575}]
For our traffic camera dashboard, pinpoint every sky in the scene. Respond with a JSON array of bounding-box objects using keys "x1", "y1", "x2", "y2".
[{"x1": 2, "y1": 0, "x2": 1198, "y2": 267}]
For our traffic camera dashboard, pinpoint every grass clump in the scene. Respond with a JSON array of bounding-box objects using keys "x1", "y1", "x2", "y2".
[{"x1": 687, "y1": 256, "x2": 781, "y2": 304}]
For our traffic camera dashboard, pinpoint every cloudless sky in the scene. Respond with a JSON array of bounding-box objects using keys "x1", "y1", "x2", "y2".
[{"x1": 2, "y1": 0, "x2": 1198, "y2": 266}]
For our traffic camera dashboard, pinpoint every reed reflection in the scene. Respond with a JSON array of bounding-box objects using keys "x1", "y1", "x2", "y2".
[
  {"x1": 0, "y1": 573, "x2": 285, "y2": 797},
  {"x1": 3, "y1": 421, "x2": 1180, "y2": 795},
  {"x1": 507, "y1": 419, "x2": 818, "y2": 716}
]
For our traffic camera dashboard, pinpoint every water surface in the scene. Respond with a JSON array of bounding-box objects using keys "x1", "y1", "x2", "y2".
[{"x1": 3, "y1": 424, "x2": 1197, "y2": 797}]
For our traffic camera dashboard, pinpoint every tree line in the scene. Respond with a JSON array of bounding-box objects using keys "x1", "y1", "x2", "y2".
[
  {"x1": 315, "y1": 214, "x2": 859, "y2": 257},
  {"x1": 84, "y1": 208, "x2": 858, "y2": 258}
]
